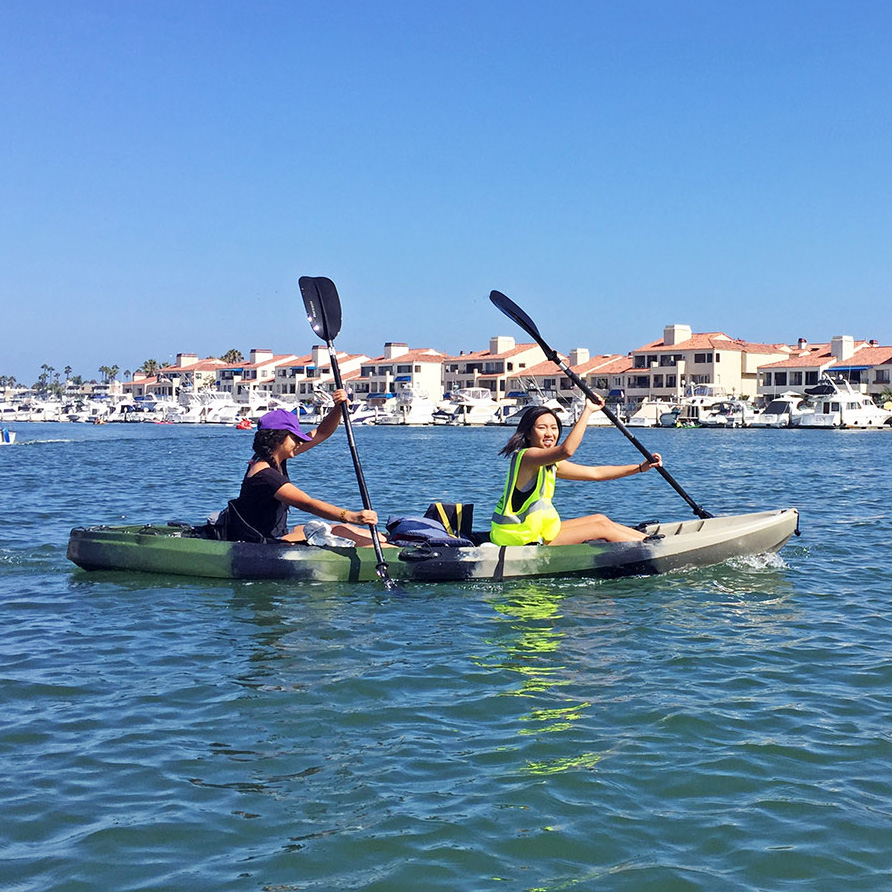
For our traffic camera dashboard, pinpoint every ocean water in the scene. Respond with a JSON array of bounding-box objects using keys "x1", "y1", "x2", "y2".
[{"x1": 2, "y1": 422, "x2": 890, "y2": 892}]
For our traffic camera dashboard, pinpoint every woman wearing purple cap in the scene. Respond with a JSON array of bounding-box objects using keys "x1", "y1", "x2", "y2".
[{"x1": 228, "y1": 389, "x2": 382, "y2": 545}]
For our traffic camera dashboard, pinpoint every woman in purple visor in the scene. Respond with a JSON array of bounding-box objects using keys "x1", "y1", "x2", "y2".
[{"x1": 228, "y1": 390, "x2": 382, "y2": 545}]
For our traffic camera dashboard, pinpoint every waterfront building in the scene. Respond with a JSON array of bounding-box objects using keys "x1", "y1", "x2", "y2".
[
  {"x1": 273, "y1": 346, "x2": 369, "y2": 404},
  {"x1": 501, "y1": 349, "x2": 630, "y2": 403},
  {"x1": 357, "y1": 343, "x2": 447, "y2": 401},
  {"x1": 145, "y1": 354, "x2": 229, "y2": 399},
  {"x1": 215, "y1": 349, "x2": 304, "y2": 404},
  {"x1": 758, "y1": 337, "x2": 892, "y2": 403},
  {"x1": 442, "y1": 337, "x2": 546, "y2": 398},
  {"x1": 626, "y1": 325, "x2": 790, "y2": 404},
  {"x1": 123, "y1": 373, "x2": 159, "y2": 400}
]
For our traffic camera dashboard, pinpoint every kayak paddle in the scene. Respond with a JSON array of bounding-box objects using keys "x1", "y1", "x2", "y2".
[
  {"x1": 490, "y1": 289, "x2": 714, "y2": 519},
  {"x1": 298, "y1": 275, "x2": 400, "y2": 590}
]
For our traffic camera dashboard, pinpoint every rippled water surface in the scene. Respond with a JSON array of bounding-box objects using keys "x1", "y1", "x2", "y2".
[{"x1": 2, "y1": 423, "x2": 891, "y2": 891}]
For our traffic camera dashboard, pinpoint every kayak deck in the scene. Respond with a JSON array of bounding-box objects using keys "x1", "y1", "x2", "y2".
[{"x1": 67, "y1": 508, "x2": 800, "y2": 583}]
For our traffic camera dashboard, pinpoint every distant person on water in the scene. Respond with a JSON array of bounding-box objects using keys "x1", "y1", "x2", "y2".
[
  {"x1": 491, "y1": 399, "x2": 663, "y2": 546},
  {"x1": 228, "y1": 392, "x2": 382, "y2": 546}
]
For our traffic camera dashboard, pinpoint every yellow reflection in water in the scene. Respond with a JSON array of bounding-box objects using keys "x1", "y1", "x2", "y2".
[
  {"x1": 484, "y1": 583, "x2": 596, "y2": 744},
  {"x1": 524, "y1": 751, "x2": 603, "y2": 775}
]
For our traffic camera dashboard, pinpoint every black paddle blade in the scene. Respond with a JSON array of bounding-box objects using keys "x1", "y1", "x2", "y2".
[
  {"x1": 489, "y1": 290, "x2": 549, "y2": 353},
  {"x1": 299, "y1": 276, "x2": 343, "y2": 341}
]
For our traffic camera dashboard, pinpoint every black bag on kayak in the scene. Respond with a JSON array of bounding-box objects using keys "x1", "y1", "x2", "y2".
[
  {"x1": 423, "y1": 502, "x2": 474, "y2": 539},
  {"x1": 385, "y1": 514, "x2": 474, "y2": 547}
]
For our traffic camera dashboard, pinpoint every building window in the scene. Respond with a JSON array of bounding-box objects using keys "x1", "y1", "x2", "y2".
[
  {"x1": 805, "y1": 371, "x2": 819, "y2": 385},
  {"x1": 694, "y1": 353, "x2": 713, "y2": 364},
  {"x1": 666, "y1": 375, "x2": 676, "y2": 387},
  {"x1": 791, "y1": 371, "x2": 803, "y2": 386},
  {"x1": 774, "y1": 372, "x2": 787, "y2": 386},
  {"x1": 653, "y1": 374, "x2": 664, "y2": 387},
  {"x1": 876, "y1": 370, "x2": 890, "y2": 384}
]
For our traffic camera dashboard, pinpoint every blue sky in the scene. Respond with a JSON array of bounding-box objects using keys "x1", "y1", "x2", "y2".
[{"x1": 2, "y1": 0, "x2": 890, "y2": 384}]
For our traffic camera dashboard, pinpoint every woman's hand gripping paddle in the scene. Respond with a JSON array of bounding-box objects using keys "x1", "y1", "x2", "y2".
[
  {"x1": 489, "y1": 289, "x2": 713, "y2": 519},
  {"x1": 298, "y1": 276, "x2": 401, "y2": 590}
]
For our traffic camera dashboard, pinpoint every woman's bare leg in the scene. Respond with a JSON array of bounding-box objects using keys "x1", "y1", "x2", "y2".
[
  {"x1": 548, "y1": 514, "x2": 645, "y2": 545},
  {"x1": 331, "y1": 523, "x2": 394, "y2": 547}
]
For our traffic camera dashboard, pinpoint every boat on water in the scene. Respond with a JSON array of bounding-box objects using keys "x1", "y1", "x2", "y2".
[
  {"x1": 675, "y1": 383, "x2": 729, "y2": 427},
  {"x1": 627, "y1": 399, "x2": 675, "y2": 428},
  {"x1": 699, "y1": 399, "x2": 757, "y2": 428},
  {"x1": 376, "y1": 386, "x2": 438, "y2": 425},
  {"x1": 67, "y1": 508, "x2": 799, "y2": 583},
  {"x1": 432, "y1": 388, "x2": 502, "y2": 426},
  {"x1": 750, "y1": 392, "x2": 813, "y2": 428},
  {"x1": 796, "y1": 376, "x2": 892, "y2": 429},
  {"x1": 1, "y1": 428, "x2": 15, "y2": 445}
]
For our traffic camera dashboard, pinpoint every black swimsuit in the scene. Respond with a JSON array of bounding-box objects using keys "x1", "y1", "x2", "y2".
[{"x1": 231, "y1": 465, "x2": 290, "y2": 539}]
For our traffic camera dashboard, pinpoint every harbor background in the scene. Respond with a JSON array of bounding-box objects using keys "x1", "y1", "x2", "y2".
[{"x1": 2, "y1": 423, "x2": 890, "y2": 891}]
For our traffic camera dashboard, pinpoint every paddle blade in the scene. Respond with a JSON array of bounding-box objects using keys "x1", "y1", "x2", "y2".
[
  {"x1": 489, "y1": 290, "x2": 548, "y2": 352},
  {"x1": 299, "y1": 276, "x2": 343, "y2": 341}
]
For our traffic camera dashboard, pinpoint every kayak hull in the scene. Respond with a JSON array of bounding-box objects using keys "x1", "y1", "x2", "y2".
[{"x1": 67, "y1": 508, "x2": 800, "y2": 583}]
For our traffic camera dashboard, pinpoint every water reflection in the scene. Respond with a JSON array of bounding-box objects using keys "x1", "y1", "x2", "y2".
[{"x1": 482, "y1": 583, "x2": 599, "y2": 768}]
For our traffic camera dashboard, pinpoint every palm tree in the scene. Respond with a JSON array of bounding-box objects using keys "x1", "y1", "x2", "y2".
[
  {"x1": 108, "y1": 365, "x2": 119, "y2": 382},
  {"x1": 140, "y1": 359, "x2": 160, "y2": 377},
  {"x1": 220, "y1": 348, "x2": 244, "y2": 363}
]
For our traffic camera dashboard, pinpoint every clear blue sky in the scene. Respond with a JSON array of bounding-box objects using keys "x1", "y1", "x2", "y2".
[{"x1": 2, "y1": 0, "x2": 890, "y2": 384}]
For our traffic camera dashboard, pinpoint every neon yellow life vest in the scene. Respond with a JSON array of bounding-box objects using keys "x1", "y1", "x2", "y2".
[{"x1": 490, "y1": 449, "x2": 562, "y2": 546}]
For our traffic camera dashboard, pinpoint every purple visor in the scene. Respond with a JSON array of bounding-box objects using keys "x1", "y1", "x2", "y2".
[{"x1": 257, "y1": 408, "x2": 312, "y2": 441}]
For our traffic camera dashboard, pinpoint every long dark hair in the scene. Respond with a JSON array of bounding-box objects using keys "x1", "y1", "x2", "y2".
[
  {"x1": 499, "y1": 407, "x2": 563, "y2": 456},
  {"x1": 251, "y1": 429, "x2": 292, "y2": 472}
]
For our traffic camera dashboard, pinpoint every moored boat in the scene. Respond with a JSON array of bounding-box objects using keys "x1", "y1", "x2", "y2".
[
  {"x1": 67, "y1": 508, "x2": 799, "y2": 583},
  {"x1": 750, "y1": 392, "x2": 812, "y2": 428},
  {"x1": 796, "y1": 376, "x2": 892, "y2": 429}
]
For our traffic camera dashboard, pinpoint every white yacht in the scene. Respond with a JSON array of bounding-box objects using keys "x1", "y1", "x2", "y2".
[
  {"x1": 376, "y1": 386, "x2": 437, "y2": 425},
  {"x1": 659, "y1": 406, "x2": 682, "y2": 427},
  {"x1": 676, "y1": 384, "x2": 728, "y2": 426},
  {"x1": 433, "y1": 388, "x2": 501, "y2": 426},
  {"x1": 198, "y1": 391, "x2": 242, "y2": 425},
  {"x1": 797, "y1": 377, "x2": 892, "y2": 429},
  {"x1": 699, "y1": 399, "x2": 757, "y2": 428},
  {"x1": 627, "y1": 399, "x2": 674, "y2": 428},
  {"x1": 348, "y1": 400, "x2": 381, "y2": 425},
  {"x1": 751, "y1": 392, "x2": 813, "y2": 428}
]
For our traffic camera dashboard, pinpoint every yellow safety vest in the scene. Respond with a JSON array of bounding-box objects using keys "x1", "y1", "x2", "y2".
[{"x1": 491, "y1": 449, "x2": 562, "y2": 546}]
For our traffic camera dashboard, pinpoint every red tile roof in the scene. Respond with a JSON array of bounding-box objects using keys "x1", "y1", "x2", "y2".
[
  {"x1": 633, "y1": 333, "x2": 788, "y2": 355},
  {"x1": 441, "y1": 342, "x2": 542, "y2": 362},
  {"x1": 364, "y1": 348, "x2": 446, "y2": 363}
]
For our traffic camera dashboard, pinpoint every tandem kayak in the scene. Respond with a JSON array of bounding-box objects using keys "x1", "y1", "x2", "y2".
[{"x1": 67, "y1": 508, "x2": 799, "y2": 583}]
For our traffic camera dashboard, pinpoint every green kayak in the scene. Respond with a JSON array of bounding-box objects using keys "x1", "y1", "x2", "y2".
[{"x1": 67, "y1": 508, "x2": 799, "y2": 583}]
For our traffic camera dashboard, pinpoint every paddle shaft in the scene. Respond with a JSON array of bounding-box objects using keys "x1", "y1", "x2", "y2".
[{"x1": 322, "y1": 339, "x2": 396, "y2": 586}]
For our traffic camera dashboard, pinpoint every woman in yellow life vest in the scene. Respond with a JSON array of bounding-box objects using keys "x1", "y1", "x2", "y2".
[{"x1": 491, "y1": 399, "x2": 663, "y2": 546}]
